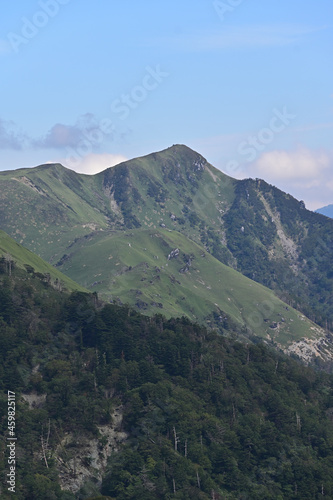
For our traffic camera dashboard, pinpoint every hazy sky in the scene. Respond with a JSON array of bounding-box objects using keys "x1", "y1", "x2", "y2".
[{"x1": 0, "y1": 0, "x2": 332, "y2": 210}]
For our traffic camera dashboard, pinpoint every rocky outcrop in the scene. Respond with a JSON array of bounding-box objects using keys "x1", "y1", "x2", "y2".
[
  {"x1": 282, "y1": 331, "x2": 333, "y2": 364},
  {"x1": 55, "y1": 407, "x2": 127, "y2": 494}
]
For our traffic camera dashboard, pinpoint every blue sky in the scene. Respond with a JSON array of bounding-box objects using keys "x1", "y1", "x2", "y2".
[{"x1": 0, "y1": 0, "x2": 332, "y2": 209}]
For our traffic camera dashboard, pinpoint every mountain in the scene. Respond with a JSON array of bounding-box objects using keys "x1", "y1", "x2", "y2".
[
  {"x1": 52, "y1": 225, "x2": 333, "y2": 361},
  {"x1": 1, "y1": 144, "x2": 333, "y2": 361},
  {"x1": 0, "y1": 162, "x2": 109, "y2": 262},
  {"x1": 316, "y1": 204, "x2": 333, "y2": 218},
  {"x1": 1, "y1": 261, "x2": 333, "y2": 498},
  {"x1": 0, "y1": 229, "x2": 87, "y2": 293}
]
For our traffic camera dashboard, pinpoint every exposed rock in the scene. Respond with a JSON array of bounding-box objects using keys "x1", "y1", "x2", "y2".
[
  {"x1": 12, "y1": 176, "x2": 47, "y2": 196},
  {"x1": 150, "y1": 301, "x2": 163, "y2": 308},
  {"x1": 259, "y1": 194, "x2": 298, "y2": 263},
  {"x1": 167, "y1": 248, "x2": 180, "y2": 260},
  {"x1": 136, "y1": 299, "x2": 149, "y2": 310},
  {"x1": 21, "y1": 392, "x2": 47, "y2": 409},
  {"x1": 283, "y1": 333, "x2": 333, "y2": 364},
  {"x1": 56, "y1": 408, "x2": 128, "y2": 494}
]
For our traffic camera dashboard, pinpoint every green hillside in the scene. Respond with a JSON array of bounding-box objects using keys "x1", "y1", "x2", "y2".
[
  {"x1": 1, "y1": 144, "x2": 333, "y2": 358},
  {"x1": 54, "y1": 227, "x2": 329, "y2": 357},
  {"x1": 0, "y1": 229, "x2": 87, "y2": 293},
  {"x1": 0, "y1": 163, "x2": 109, "y2": 261},
  {"x1": 0, "y1": 145, "x2": 236, "y2": 265}
]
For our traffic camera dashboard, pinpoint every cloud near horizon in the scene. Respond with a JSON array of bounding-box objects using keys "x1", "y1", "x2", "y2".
[
  {"x1": 0, "y1": 114, "x2": 117, "y2": 153},
  {"x1": 241, "y1": 148, "x2": 333, "y2": 211},
  {"x1": 60, "y1": 152, "x2": 128, "y2": 175},
  {"x1": 34, "y1": 113, "x2": 115, "y2": 150},
  {"x1": 0, "y1": 119, "x2": 28, "y2": 150},
  {"x1": 250, "y1": 148, "x2": 330, "y2": 181}
]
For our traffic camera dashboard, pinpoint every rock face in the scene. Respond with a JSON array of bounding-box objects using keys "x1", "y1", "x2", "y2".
[
  {"x1": 21, "y1": 392, "x2": 47, "y2": 409},
  {"x1": 167, "y1": 248, "x2": 179, "y2": 260},
  {"x1": 283, "y1": 332, "x2": 333, "y2": 364},
  {"x1": 55, "y1": 407, "x2": 127, "y2": 494}
]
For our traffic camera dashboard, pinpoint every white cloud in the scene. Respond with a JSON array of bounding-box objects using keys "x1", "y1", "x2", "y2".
[
  {"x1": 250, "y1": 148, "x2": 330, "y2": 181},
  {"x1": 62, "y1": 153, "x2": 128, "y2": 175},
  {"x1": 239, "y1": 148, "x2": 333, "y2": 211}
]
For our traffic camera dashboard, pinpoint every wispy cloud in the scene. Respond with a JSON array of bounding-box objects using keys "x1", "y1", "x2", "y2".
[
  {"x1": 0, "y1": 119, "x2": 28, "y2": 150},
  {"x1": 294, "y1": 122, "x2": 333, "y2": 133},
  {"x1": 0, "y1": 113, "x2": 117, "y2": 152},
  {"x1": 151, "y1": 24, "x2": 327, "y2": 51},
  {"x1": 34, "y1": 113, "x2": 114, "y2": 150},
  {"x1": 35, "y1": 123, "x2": 83, "y2": 149}
]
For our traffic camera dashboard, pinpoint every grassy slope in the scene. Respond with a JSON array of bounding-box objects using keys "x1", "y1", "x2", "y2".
[
  {"x1": 0, "y1": 163, "x2": 109, "y2": 262},
  {"x1": 0, "y1": 229, "x2": 87, "y2": 292},
  {"x1": 56, "y1": 227, "x2": 324, "y2": 348}
]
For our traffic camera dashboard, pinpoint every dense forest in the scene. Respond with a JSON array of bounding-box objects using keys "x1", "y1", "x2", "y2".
[{"x1": 1, "y1": 258, "x2": 333, "y2": 499}]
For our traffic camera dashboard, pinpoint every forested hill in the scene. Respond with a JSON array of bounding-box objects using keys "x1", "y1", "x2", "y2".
[{"x1": 1, "y1": 258, "x2": 333, "y2": 499}]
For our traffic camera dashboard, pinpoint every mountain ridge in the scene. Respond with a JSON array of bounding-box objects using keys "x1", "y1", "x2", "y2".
[{"x1": 1, "y1": 144, "x2": 333, "y2": 362}]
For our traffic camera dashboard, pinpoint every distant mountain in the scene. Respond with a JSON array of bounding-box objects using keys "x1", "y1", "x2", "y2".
[
  {"x1": 316, "y1": 204, "x2": 333, "y2": 218},
  {"x1": 1, "y1": 144, "x2": 333, "y2": 362}
]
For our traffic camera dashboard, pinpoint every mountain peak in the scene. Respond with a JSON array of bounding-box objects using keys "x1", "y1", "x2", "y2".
[
  {"x1": 164, "y1": 143, "x2": 206, "y2": 156},
  {"x1": 150, "y1": 143, "x2": 208, "y2": 164}
]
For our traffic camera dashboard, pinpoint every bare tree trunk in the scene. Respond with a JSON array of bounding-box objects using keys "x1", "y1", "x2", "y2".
[
  {"x1": 173, "y1": 426, "x2": 179, "y2": 452},
  {"x1": 196, "y1": 470, "x2": 201, "y2": 489},
  {"x1": 41, "y1": 420, "x2": 51, "y2": 468}
]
